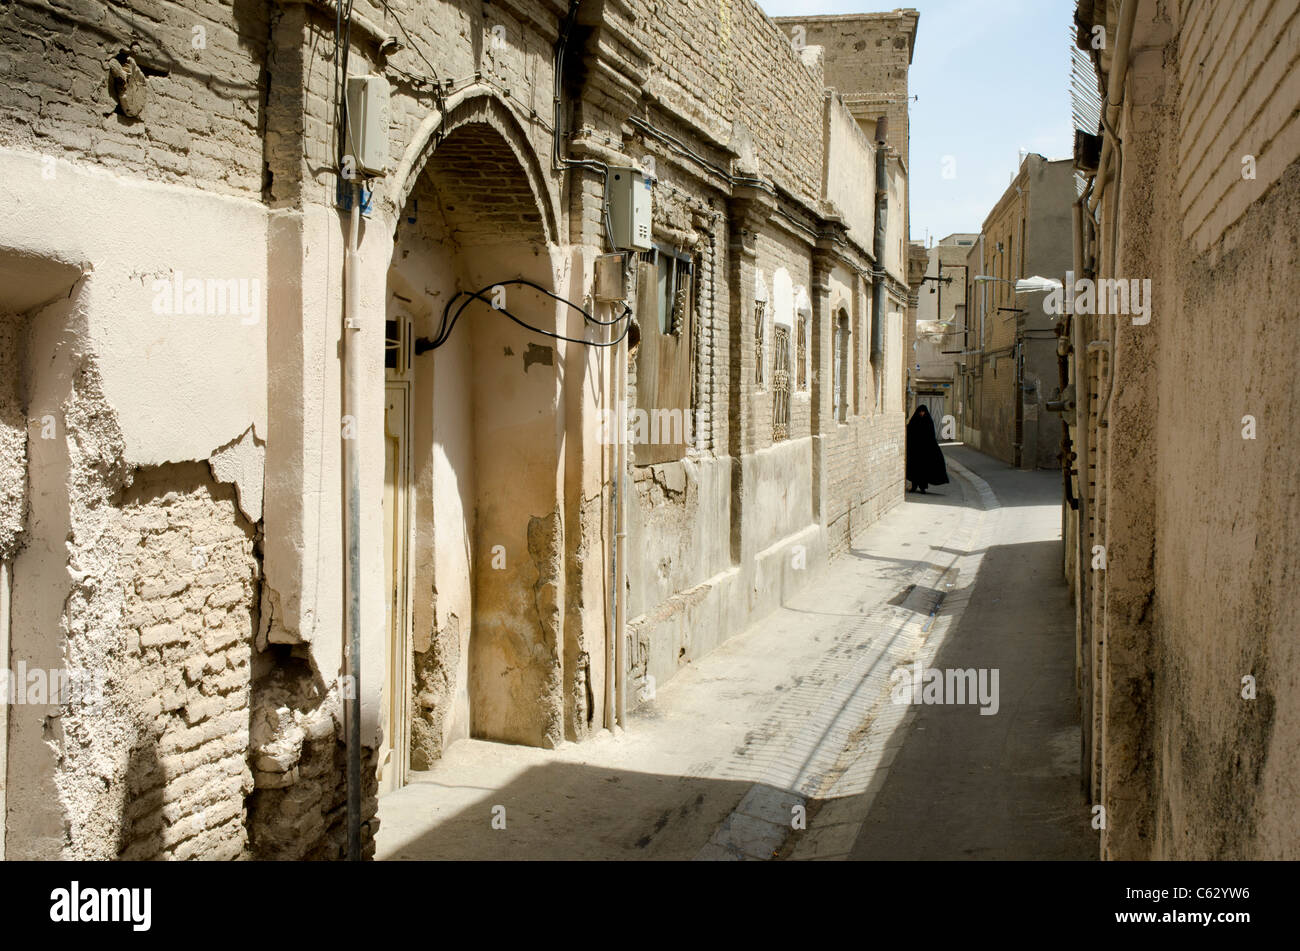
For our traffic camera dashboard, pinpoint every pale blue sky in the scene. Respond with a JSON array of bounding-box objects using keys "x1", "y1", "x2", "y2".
[{"x1": 757, "y1": 0, "x2": 1077, "y2": 245}]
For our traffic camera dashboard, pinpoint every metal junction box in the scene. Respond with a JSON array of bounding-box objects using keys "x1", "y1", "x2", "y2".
[
  {"x1": 607, "y1": 166, "x2": 652, "y2": 251},
  {"x1": 345, "y1": 74, "x2": 390, "y2": 177}
]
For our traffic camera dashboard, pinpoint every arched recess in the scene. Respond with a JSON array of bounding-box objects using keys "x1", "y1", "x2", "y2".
[
  {"x1": 382, "y1": 91, "x2": 566, "y2": 789},
  {"x1": 388, "y1": 88, "x2": 559, "y2": 249}
]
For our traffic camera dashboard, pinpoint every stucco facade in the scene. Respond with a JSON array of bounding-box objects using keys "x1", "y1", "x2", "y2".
[
  {"x1": 0, "y1": 0, "x2": 918, "y2": 859},
  {"x1": 1066, "y1": 0, "x2": 1300, "y2": 859}
]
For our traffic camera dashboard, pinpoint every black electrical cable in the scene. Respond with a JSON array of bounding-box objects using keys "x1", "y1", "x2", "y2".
[
  {"x1": 429, "y1": 281, "x2": 631, "y2": 349},
  {"x1": 417, "y1": 279, "x2": 632, "y2": 353},
  {"x1": 380, "y1": 0, "x2": 442, "y2": 86}
]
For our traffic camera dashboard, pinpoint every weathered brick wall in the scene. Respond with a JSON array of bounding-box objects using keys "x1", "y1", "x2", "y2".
[
  {"x1": 637, "y1": 0, "x2": 824, "y2": 203},
  {"x1": 773, "y1": 11, "x2": 918, "y2": 167},
  {"x1": 750, "y1": 227, "x2": 814, "y2": 453},
  {"x1": 0, "y1": 0, "x2": 268, "y2": 197},
  {"x1": 113, "y1": 463, "x2": 258, "y2": 860},
  {"x1": 4, "y1": 0, "x2": 914, "y2": 858},
  {"x1": 973, "y1": 177, "x2": 1024, "y2": 466},
  {"x1": 824, "y1": 415, "x2": 904, "y2": 555},
  {"x1": 621, "y1": 1, "x2": 911, "y2": 697},
  {"x1": 821, "y1": 271, "x2": 905, "y2": 556},
  {"x1": 246, "y1": 652, "x2": 377, "y2": 860}
]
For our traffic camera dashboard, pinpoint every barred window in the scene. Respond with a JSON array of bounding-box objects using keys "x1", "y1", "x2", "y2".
[
  {"x1": 772, "y1": 325, "x2": 791, "y2": 441},
  {"x1": 796, "y1": 314, "x2": 808, "y2": 391},
  {"x1": 656, "y1": 250, "x2": 692, "y2": 335},
  {"x1": 754, "y1": 299, "x2": 766, "y2": 387}
]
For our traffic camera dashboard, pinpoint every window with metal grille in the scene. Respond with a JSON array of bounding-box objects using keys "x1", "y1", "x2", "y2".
[
  {"x1": 772, "y1": 325, "x2": 791, "y2": 441},
  {"x1": 796, "y1": 314, "x2": 808, "y2": 390},
  {"x1": 754, "y1": 300, "x2": 766, "y2": 387}
]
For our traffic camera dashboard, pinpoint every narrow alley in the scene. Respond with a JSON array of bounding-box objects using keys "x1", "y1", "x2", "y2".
[
  {"x1": 376, "y1": 445, "x2": 1093, "y2": 861},
  {"x1": 0, "y1": 0, "x2": 1294, "y2": 935}
]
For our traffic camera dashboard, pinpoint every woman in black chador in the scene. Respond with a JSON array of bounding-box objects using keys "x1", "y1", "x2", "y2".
[{"x1": 906, "y1": 405, "x2": 950, "y2": 494}]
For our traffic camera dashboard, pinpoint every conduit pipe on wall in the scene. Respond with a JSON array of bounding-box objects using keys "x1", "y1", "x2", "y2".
[
  {"x1": 870, "y1": 117, "x2": 889, "y2": 364},
  {"x1": 1070, "y1": 196, "x2": 1091, "y2": 673},
  {"x1": 286, "y1": 0, "x2": 397, "y2": 51},
  {"x1": 604, "y1": 313, "x2": 616, "y2": 731},
  {"x1": 342, "y1": 182, "x2": 363, "y2": 861},
  {"x1": 615, "y1": 322, "x2": 628, "y2": 727},
  {"x1": 1088, "y1": 0, "x2": 1137, "y2": 217},
  {"x1": 1093, "y1": 0, "x2": 1138, "y2": 433}
]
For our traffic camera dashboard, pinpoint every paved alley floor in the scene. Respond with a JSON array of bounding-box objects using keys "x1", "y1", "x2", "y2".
[{"x1": 375, "y1": 445, "x2": 1096, "y2": 861}]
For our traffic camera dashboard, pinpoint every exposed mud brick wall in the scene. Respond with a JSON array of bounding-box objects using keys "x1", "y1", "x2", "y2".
[
  {"x1": 411, "y1": 612, "x2": 459, "y2": 768},
  {"x1": 0, "y1": 311, "x2": 26, "y2": 558},
  {"x1": 0, "y1": 0, "x2": 269, "y2": 197},
  {"x1": 247, "y1": 651, "x2": 379, "y2": 860},
  {"x1": 112, "y1": 462, "x2": 258, "y2": 860}
]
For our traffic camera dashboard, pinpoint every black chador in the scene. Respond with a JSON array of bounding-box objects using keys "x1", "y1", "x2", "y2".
[{"x1": 906, "y1": 406, "x2": 950, "y2": 494}]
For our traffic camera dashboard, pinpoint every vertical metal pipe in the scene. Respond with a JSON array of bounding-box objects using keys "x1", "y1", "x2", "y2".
[
  {"x1": 615, "y1": 331, "x2": 628, "y2": 726},
  {"x1": 343, "y1": 183, "x2": 363, "y2": 861},
  {"x1": 605, "y1": 297, "x2": 617, "y2": 731},
  {"x1": 871, "y1": 118, "x2": 889, "y2": 366}
]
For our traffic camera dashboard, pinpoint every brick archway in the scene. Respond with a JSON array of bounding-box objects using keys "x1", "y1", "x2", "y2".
[
  {"x1": 384, "y1": 98, "x2": 567, "y2": 781},
  {"x1": 388, "y1": 87, "x2": 558, "y2": 249}
]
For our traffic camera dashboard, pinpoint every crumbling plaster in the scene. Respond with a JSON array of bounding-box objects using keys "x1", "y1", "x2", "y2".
[{"x1": 0, "y1": 148, "x2": 272, "y2": 858}]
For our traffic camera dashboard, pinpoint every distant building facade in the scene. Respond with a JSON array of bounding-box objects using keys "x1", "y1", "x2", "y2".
[
  {"x1": 911, "y1": 233, "x2": 976, "y2": 429},
  {"x1": 964, "y1": 154, "x2": 1074, "y2": 468}
]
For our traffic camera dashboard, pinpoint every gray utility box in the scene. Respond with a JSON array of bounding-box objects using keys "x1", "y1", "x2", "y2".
[
  {"x1": 345, "y1": 74, "x2": 390, "y2": 177},
  {"x1": 606, "y1": 166, "x2": 652, "y2": 251}
]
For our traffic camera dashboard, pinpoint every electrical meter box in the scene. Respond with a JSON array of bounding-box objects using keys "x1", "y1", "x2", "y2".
[
  {"x1": 345, "y1": 74, "x2": 390, "y2": 177},
  {"x1": 607, "y1": 166, "x2": 652, "y2": 251},
  {"x1": 594, "y1": 253, "x2": 628, "y2": 301}
]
